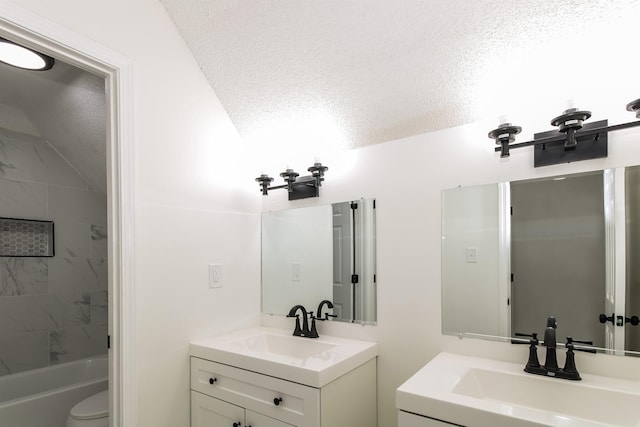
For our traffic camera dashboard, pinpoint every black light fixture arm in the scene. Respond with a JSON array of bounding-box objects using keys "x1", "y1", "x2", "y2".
[
  {"x1": 255, "y1": 162, "x2": 329, "y2": 200},
  {"x1": 493, "y1": 119, "x2": 640, "y2": 154},
  {"x1": 490, "y1": 98, "x2": 640, "y2": 165}
]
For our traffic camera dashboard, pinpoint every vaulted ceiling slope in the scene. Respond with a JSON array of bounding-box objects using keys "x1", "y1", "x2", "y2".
[
  {"x1": 160, "y1": 0, "x2": 640, "y2": 151},
  {"x1": 0, "y1": 58, "x2": 106, "y2": 193}
]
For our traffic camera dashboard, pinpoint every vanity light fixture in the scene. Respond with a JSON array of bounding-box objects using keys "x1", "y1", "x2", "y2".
[
  {"x1": 255, "y1": 162, "x2": 328, "y2": 200},
  {"x1": 0, "y1": 37, "x2": 54, "y2": 71},
  {"x1": 489, "y1": 98, "x2": 640, "y2": 167}
]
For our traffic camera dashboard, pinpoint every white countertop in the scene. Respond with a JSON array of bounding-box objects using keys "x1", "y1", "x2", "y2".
[
  {"x1": 396, "y1": 352, "x2": 640, "y2": 427},
  {"x1": 191, "y1": 326, "x2": 377, "y2": 388}
]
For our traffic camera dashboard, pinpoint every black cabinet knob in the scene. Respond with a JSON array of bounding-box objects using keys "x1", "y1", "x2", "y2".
[
  {"x1": 274, "y1": 397, "x2": 283, "y2": 406},
  {"x1": 209, "y1": 377, "x2": 217, "y2": 385},
  {"x1": 233, "y1": 423, "x2": 241, "y2": 427}
]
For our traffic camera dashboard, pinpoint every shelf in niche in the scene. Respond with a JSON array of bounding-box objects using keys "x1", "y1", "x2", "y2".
[{"x1": 0, "y1": 217, "x2": 55, "y2": 257}]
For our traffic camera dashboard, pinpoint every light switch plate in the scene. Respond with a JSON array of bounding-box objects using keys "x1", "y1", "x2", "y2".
[
  {"x1": 209, "y1": 264, "x2": 222, "y2": 288},
  {"x1": 291, "y1": 262, "x2": 302, "y2": 282},
  {"x1": 466, "y1": 247, "x2": 478, "y2": 263}
]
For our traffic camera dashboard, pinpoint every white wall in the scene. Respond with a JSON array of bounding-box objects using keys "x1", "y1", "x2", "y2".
[
  {"x1": 262, "y1": 113, "x2": 640, "y2": 427},
  {"x1": 1, "y1": 1, "x2": 261, "y2": 426}
]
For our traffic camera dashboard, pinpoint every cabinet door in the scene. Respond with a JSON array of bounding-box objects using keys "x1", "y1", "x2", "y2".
[
  {"x1": 246, "y1": 409, "x2": 295, "y2": 427},
  {"x1": 192, "y1": 391, "x2": 244, "y2": 427}
]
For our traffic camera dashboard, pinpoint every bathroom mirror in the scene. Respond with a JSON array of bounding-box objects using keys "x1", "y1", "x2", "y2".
[
  {"x1": 441, "y1": 168, "x2": 640, "y2": 356},
  {"x1": 262, "y1": 199, "x2": 377, "y2": 324}
]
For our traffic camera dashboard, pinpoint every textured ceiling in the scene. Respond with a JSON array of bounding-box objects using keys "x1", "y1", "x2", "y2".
[
  {"x1": 0, "y1": 56, "x2": 106, "y2": 193},
  {"x1": 160, "y1": 0, "x2": 640, "y2": 152},
  {"x1": 2, "y1": 2, "x2": 638, "y2": 195}
]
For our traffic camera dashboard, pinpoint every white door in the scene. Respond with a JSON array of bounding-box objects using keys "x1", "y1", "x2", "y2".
[
  {"x1": 246, "y1": 410, "x2": 295, "y2": 427},
  {"x1": 603, "y1": 168, "x2": 626, "y2": 354},
  {"x1": 191, "y1": 391, "x2": 244, "y2": 427}
]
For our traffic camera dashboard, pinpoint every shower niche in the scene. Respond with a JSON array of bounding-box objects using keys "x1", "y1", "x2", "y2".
[{"x1": 0, "y1": 217, "x2": 55, "y2": 257}]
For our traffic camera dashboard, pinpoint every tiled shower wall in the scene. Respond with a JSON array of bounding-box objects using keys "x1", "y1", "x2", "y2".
[{"x1": 0, "y1": 126, "x2": 107, "y2": 376}]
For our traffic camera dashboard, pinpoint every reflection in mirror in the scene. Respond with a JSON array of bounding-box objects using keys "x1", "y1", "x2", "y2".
[
  {"x1": 626, "y1": 166, "x2": 640, "y2": 353},
  {"x1": 441, "y1": 170, "x2": 640, "y2": 356},
  {"x1": 511, "y1": 172, "x2": 605, "y2": 347},
  {"x1": 262, "y1": 199, "x2": 377, "y2": 324}
]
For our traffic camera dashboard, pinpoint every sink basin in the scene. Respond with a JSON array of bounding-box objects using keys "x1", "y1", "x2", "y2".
[
  {"x1": 190, "y1": 327, "x2": 377, "y2": 387},
  {"x1": 397, "y1": 353, "x2": 640, "y2": 427},
  {"x1": 228, "y1": 332, "x2": 336, "y2": 360},
  {"x1": 454, "y1": 367, "x2": 640, "y2": 426}
]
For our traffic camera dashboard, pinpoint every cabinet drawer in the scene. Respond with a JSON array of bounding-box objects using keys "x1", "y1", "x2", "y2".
[
  {"x1": 399, "y1": 411, "x2": 463, "y2": 427},
  {"x1": 191, "y1": 357, "x2": 319, "y2": 427}
]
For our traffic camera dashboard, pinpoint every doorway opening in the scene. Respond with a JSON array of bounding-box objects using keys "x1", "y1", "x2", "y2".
[{"x1": 0, "y1": 5, "x2": 135, "y2": 426}]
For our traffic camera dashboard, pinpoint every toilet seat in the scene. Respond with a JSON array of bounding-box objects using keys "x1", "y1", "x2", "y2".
[{"x1": 69, "y1": 390, "x2": 109, "y2": 420}]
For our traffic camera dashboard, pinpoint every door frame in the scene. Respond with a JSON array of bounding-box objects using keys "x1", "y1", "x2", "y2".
[{"x1": 0, "y1": 4, "x2": 136, "y2": 426}]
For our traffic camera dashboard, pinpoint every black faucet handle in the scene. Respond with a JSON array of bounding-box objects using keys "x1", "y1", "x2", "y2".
[
  {"x1": 566, "y1": 337, "x2": 597, "y2": 353},
  {"x1": 512, "y1": 332, "x2": 538, "y2": 345},
  {"x1": 287, "y1": 314, "x2": 303, "y2": 336}
]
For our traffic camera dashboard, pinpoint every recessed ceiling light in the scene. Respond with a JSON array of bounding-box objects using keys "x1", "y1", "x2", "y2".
[{"x1": 0, "y1": 37, "x2": 54, "y2": 71}]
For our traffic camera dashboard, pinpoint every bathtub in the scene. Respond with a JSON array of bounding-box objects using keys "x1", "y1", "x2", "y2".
[{"x1": 0, "y1": 356, "x2": 108, "y2": 427}]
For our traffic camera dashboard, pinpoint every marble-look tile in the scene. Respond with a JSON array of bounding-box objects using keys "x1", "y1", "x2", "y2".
[
  {"x1": 0, "y1": 127, "x2": 44, "y2": 145},
  {"x1": 0, "y1": 258, "x2": 48, "y2": 296},
  {"x1": 49, "y1": 323, "x2": 107, "y2": 364},
  {"x1": 55, "y1": 222, "x2": 91, "y2": 258},
  {"x1": 0, "y1": 332, "x2": 49, "y2": 376},
  {"x1": 53, "y1": 292, "x2": 91, "y2": 326},
  {"x1": 49, "y1": 257, "x2": 107, "y2": 293},
  {"x1": 47, "y1": 186, "x2": 107, "y2": 224},
  {"x1": 0, "y1": 292, "x2": 89, "y2": 336},
  {"x1": 89, "y1": 290, "x2": 108, "y2": 324},
  {"x1": 90, "y1": 224, "x2": 108, "y2": 258},
  {"x1": 0, "y1": 137, "x2": 87, "y2": 189},
  {"x1": 0, "y1": 178, "x2": 47, "y2": 219},
  {"x1": 0, "y1": 295, "x2": 59, "y2": 335}
]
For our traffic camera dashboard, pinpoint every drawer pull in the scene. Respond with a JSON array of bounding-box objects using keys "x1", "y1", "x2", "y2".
[
  {"x1": 233, "y1": 423, "x2": 241, "y2": 427},
  {"x1": 273, "y1": 397, "x2": 283, "y2": 406},
  {"x1": 209, "y1": 377, "x2": 217, "y2": 385}
]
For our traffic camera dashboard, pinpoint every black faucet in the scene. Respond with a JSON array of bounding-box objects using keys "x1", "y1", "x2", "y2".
[
  {"x1": 316, "y1": 300, "x2": 337, "y2": 321},
  {"x1": 543, "y1": 316, "x2": 559, "y2": 372},
  {"x1": 515, "y1": 316, "x2": 595, "y2": 381},
  {"x1": 287, "y1": 305, "x2": 309, "y2": 337}
]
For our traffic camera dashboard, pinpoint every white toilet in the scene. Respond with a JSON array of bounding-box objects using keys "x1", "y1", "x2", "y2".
[{"x1": 66, "y1": 390, "x2": 109, "y2": 427}]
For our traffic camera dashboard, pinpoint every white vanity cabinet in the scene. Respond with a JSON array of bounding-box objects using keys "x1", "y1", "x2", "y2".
[{"x1": 190, "y1": 356, "x2": 377, "y2": 427}]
